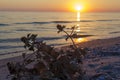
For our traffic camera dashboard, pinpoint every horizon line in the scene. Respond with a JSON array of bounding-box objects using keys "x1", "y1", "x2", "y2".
[{"x1": 0, "y1": 10, "x2": 120, "y2": 13}]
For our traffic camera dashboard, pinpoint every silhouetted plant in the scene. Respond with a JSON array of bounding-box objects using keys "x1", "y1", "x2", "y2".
[
  {"x1": 7, "y1": 25, "x2": 87, "y2": 80},
  {"x1": 57, "y1": 24, "x2": 87, "y2": 57},
  {"x1": 21, "y1": 33, "x2": 37, "y2": 51}
]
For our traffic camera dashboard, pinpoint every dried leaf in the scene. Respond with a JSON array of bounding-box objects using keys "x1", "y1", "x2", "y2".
[
  {"x1": 27, "y1": 33, "x2": 31, "y2": 37},
  {"x1": 29, "y1": 46, "x2": 34, "y2": 51},
  {"x1": 65, "y1": 37, "x2": 69, "y2": 41},
  {"x1": 57, "y1": 31, "x2": 61, "y2": 33},
  {"x1": 56, "y1": 24, "x2": 65, "y2": 32}
]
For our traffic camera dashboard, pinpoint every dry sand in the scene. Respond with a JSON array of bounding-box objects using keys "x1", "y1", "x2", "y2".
[{"x1": 0, "y1": 37, "x2": 120, "y2": 80}]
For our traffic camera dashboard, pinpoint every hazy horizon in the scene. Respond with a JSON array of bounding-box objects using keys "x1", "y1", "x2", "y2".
[
  {"x1": 0, "y1": 10, "x2": 120, "y2": 13},
  {"x1": 0, "y1": 0, "x2": 120, "y2": 12}
]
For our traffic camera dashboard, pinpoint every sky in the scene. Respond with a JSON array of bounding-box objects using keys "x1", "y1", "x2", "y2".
[{"x1": 0, "y1": 0, "x2": 120, "y2": 12}]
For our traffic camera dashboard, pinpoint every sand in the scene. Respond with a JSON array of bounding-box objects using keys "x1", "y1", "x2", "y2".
[{"x1": 0, "y1": 37, "x2": 120, "y2": 80}]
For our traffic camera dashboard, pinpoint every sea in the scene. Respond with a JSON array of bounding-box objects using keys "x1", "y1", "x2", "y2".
[{"x1": 0, "y1": 11, "x2": 120, "y2": 59}]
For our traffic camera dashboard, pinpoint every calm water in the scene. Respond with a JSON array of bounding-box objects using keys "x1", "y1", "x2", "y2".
[{"x1": 0, "y1": 11, "x2": 120, "y2": 55}]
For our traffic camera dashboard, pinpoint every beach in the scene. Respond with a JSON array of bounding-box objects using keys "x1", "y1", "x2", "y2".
[
  {"x1": 0, "y1": 37, "x2": 120, "y2": 80},
  {"x1": 0, "y1": 1, "x2": 120, "y2": 80}
]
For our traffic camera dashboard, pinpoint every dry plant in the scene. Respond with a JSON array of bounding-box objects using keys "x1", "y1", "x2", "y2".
[
  {"x1": 56, "y1": 24, "x2": 87, "y2": 57},
  {"x1": 6, "y1": 25, "x2": 87, "y2": 80}
]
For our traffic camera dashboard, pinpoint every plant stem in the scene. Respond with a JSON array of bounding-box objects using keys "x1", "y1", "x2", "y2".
[{"x1": 63, "y1": 30, "x2": 81, "y2": 55}]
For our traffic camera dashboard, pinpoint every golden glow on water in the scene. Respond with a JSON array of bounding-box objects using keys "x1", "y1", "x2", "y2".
[
  {"x1": 75, "y1": 5, "x2": 82, "y2": 21},
  {"x1": 74, "y1": 38, "x2": 88, "y2": 43},
  {"x1": 76, "y1": 26, "x2": 81, "y2": 32},
  {"x1": 74, "y1": 24, "x2": 88, "y2": 43},
  {"x1": 77, "y1": 11, "x2": 80, "y2": 21}
]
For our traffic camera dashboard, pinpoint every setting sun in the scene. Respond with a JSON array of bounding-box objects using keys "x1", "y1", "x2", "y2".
[{"x1": 75, "y1": 5, "x2": 83, "y2": 11}]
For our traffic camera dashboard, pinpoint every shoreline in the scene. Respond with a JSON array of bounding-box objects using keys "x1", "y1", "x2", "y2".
[
  {"x1": 77, "y1": 36, "x2": 120, "y2": 48},
  {"x1": 0, "y1": 37, "x2": 120, "y2": 80},
  {"x1": 61, "y1": 36, "x2": 120, "y2": 50},
  {"x1": 0, "y1": 37, "x2": 120, "y2": 60}
]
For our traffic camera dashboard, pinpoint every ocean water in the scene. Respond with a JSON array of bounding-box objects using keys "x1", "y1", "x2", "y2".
[{"x1": 0, "y1": 11, "x2": 120, "y2": 56}]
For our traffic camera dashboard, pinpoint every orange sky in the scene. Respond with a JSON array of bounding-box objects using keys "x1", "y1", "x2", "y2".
[{"x1": 0, "y1": 0, "x2": 120, "y2": 12}]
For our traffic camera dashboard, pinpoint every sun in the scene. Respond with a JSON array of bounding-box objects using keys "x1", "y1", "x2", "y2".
[{"x1": 75, "y1": 5, "x2": 83, "y2": 11}]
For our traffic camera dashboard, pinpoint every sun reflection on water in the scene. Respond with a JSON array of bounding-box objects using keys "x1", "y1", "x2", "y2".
[
  {"x1": 74, "y1": 38, "x2": 88, "y2": 43},
  {"x1": 74, "y1": 25, "x2": 88, "y2": 43},
  {"x1": 76, "y1": 24, "x2": 80, "y2": 32},
  {"x1": 77, "y1": 12, "x2": 80, "y2": 21},
  {"x1": 75, "y1": 10, "x2": 88, "y2": 44}
]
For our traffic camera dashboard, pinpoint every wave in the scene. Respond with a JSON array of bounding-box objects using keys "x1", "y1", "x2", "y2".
[
  {"x1": 96, "y1": 19, "x2": 120, "y2": 22},
  {"x1": 15, "y1": 22, "x2": 50, "y2": 25},
  {"x1": 16, "y1": 28, "x2": 54, "y2": 32},
  {"x1": 0, "y1": 50, "x2": 26, "y2": 56},
  {"x1": 0, "y1": 36, "x2": 64, "y2": 43},
  {"x1": 0, "y1": 45, "x2": 22, "y2": 49},
  {"x1": 0, "y1": 31, "x2": 11, "y2": 33},
  {"x1": 14, "y1": 19, "x2": 120, "y2": 25},
  {"x1": 15, "y1": 20, "x2": 95, "y2": 25},
  {"x1": 109, "y1": 31, "x2": 120, "y2": 34},
  {"x1": 37, "y1": 36, "x2": 64, "y2": 41},
  {"x1": 52, "y1": 20, "x2": 95, "y2": 23},
  {"x1": 0, "y1": 37, "x2": 64, "y2": 51},
  {"x1": 76, "y1": 31, "x2": 87, "y2": 33},
  {"x1": 71, "y1": 34, "x2": 94, "y2": 38},
  {"x1": 15, "y1": 21, "x2": 72, "y2": 24},
  {"x1": 80, "y1": 20, "x2": 94, "y2": 22},
  {"x1": 1, "y1": 19, "x2": 120, "y2": 26},
  {"x1": 0, "y1": 23, "x2": 9, "y2": 26},
  {"x1": 52, "y1": 21, "x2": 74, "y2": 23},
  {"x1": 0, "y1": 38, "x2": 20, "y2": 43},
  {"x1": 16, "y1": 29, "x2": 38, "y2": 32}
]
